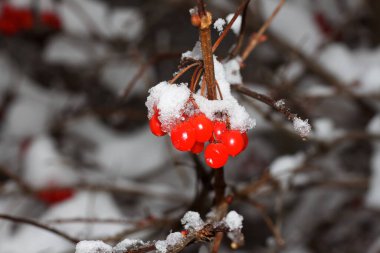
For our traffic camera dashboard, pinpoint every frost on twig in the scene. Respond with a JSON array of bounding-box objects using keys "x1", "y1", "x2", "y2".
[
  {"x1": 292, "y1": 117, "x2": 311, "y2": 138},
  {"x1": 75, "y1": 211, "x2": 245, "y2": 253}
]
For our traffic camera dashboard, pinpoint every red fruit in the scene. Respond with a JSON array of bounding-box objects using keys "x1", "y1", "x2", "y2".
[
  {"x1": 221, "y1": 130, "x2": 245, "y2": 157},
  {"x1": 242, "y1": 132, "x2": 248, "y2": 150},
  {"x1": 189, "y1": 114, "x2": 213, "y2": 142},
  {"x1": 170, "y1": 121, "x2": 196, "y2": 151},
  {"x1": 37, "y1": 187, "x2": 75, "y2": 205},
  {"x1": 149, "y1": 112, "x2": 165, "y2": 136},
  {"x1": 211, "y1": 121, "x2": 227, "y2": 142},
  {"x1": 41, "y1": 12, "x2": 61, "y2": 30},
  {"x1": 1, "y1": 4, "x2": 16, "y2": 19},
  {"x1": 191, "y1": 142, "x2": 204, "y2": 154},
  {"x1": 205, "y1": 143, "x2": 229, "y2": 169},
  {"x1": 15, "y1": 9, "x2": 33, "y2": 30},
  {"x1": 0, "y1": 18, "x2": 18, "y2": 35}
]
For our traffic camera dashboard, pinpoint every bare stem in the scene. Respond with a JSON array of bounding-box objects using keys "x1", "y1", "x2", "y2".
[{"x1": 241, "y1": 0, "x2": 286, "y2": 61}]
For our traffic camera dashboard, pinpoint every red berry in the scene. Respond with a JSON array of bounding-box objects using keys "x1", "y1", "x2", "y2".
[
  {"x1": 205, "y1": 143, "x2": 229, "y2": 169},
  {"x1": 191, "y1": 142, "x2": 204, "y2": 154},
  {"x1": 0, "y1": 18, "x2": 18, "y2": 35},
  {"x1": 242, "y1": 132, "x2": 248, "y2": 150},
  {"x1": 211, "y1": 121, "x2": 227, "y2": 142},
  {"x1": 149, "y1": 112, "x2": 165, "y2": 136},
  {"x1": 15, "y1": 9, "x2": 33, "y2": 30},
  {"x1": 221, "y1": 130, "x2": 245, "y2": 157},
  {"x1": 189, "y1": 114, "x2": 213, "y2": 142},
  {"x1": 37, "y1": 187, "x2": 75, "y2": 205},
  {"x1": 41, "y1": 12, "x2": 61, "y2": 30},
  {"x1": 170, "y1": 121, "x2": 196, "y2": 151}
]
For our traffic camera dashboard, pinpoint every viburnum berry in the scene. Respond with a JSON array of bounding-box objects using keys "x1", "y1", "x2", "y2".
[
  {"x1": 41, "y1": 12, "x2": 61, "y2": 30},
  {"x1": 221, "y1": 130, "x2": 245, "y2": 157},
  {"x1": 0, "y1": 18, "x2": 17, "y2": 35},
  {"x1": 37, "y1": 187, "x2": 75, "y2": 205},
  {"x1": 16, "y1": 9, "x2": 33, "y2": 30},
  {"x1": 170, "y1": 121, "x2": 196, "y2": 151},
  {"x1": 149, "y1": 112, "x2": 165, "y2": 136},
  {"x1": 211, "y1": 121, "x2": 227, "y2": 142},
  {"x1": 189, "y1": 113, "x2": 213, "y2": 142},
  {"x1": 205, "y1": 143, "x2": 229, "y2": 169},
  {"x1": 191, "y1": 142, "x2": 204, "y2": 154}
]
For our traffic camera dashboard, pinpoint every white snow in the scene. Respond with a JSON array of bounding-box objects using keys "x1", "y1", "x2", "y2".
[
  {"x1": 181, "y1": 211, "x2": 205, "y2": 230},
  {"x1": 108, "y1": 8, "x2": 144, "y2": 41},
  {"x1": 114, "y1": 239, "x2": 144, "y2": 252},
  {"x1": 366, "y1": 115, "x2": 380, "y2": 209},
  {"x1": 76, "y1": 241, "x2": 112, "y2": 253},
  {"x1": 23, "y1": 136, "x2": 79, "y2": 188},
  {"x1": 166, "y1": 232, "x2": 183, "y2": 246},
  {"x1": 270, "y1": 153, "x2": 305, "y2": 189},
  {"x1": 44, "y1": 35, "x2": 108, "y2": 66},
  {"x1": 224, "y1": 211, "x2": 243, "y2": 231},
  {"x1": 292, "y1": 117, "x2": 312, "y2": 138},
  {"x1": 313, "y1": 118, "x2": 343, "y2": 141},
  {"x1": 223, "y1": 58, "x2": 243, "y2": 84},
  {"x1": 226, "y1": 14, "x2": 242, "y2": 35},
  {"x1": 146, "y1": 81, "x2": 191, "y2": 132},
  {"x1": 181, "y1": 41, "x2": 203, "y2": 60},
  {"x1": 213, "y1": 18, "x2": 226, "y2": 34},
  {"x1": 259, "y1": 0, "x2": 323, "y2": 55},
  {"x1": 155, "y1": 240, "x2": 168, "y2": 253}
]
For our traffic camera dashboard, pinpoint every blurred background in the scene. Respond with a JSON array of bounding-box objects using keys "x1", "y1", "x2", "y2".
[{"x1": 0, "y1": 0, "x2": 380, "y2": 252}]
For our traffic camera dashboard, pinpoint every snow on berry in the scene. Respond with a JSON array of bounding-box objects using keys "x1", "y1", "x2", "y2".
[
  {"x1": 181, "y1": 211, "x2": 205, "y2": 230},
  {"x1": 224, "y1": 211, "x2": 244, "y2": 231},
  {"x1": 75, "y1": 241, "x2": 112, "y2": 253},
  {"x1": 146, "y1": 81, "x2": 191, "y2": 132}
]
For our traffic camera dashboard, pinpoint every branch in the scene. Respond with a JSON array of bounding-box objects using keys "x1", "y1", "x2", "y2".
[
  {"x1": 241, "y1": 0, "x2": 286, "y2": 61},
  {"x1": 0, "y1": 214, "x2": 80, "y2": 244}
]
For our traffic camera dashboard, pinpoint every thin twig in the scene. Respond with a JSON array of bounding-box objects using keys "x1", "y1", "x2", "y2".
[
  {"x1": 169, "y1": 62, "x2": 200, "y2": 84},
  {"x1": 0, "y1": 214, "x2": 80, "y2": 244},
  {"x1": 241, "y1": 0, "x2": 286, "y2": 61},
  {"x1": 212, "y1": 0, "x2": 251, "y2": 53}
]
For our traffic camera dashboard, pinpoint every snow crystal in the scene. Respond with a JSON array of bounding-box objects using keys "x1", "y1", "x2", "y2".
[
  {"x1": 223, "y1": 58, "x2": 242, "y2": 84},
  {"x1": 275, "y1": 99, "x2": 286, "y2": 109},
  {"x1": 166, "y1": 232, "x2": 183, "y2": 246},
  {"x1": 293, "y1": 117, "x2": 311, "y2": 138},
  {"x1": 76, "y1": 241, "x2": 112, "y2": 253},
  {"x1": 181, "y1": 41, "x2": 203, "y2": 60},
  {"x1": 155, "y1": 240, "x2": 168, "y2": 253},
  {"x1": 226, "y1": 14, "x2": 242, "y2": 35},
  {"x1": 114, "y1": 239, "x2": 144, "y2": 252},
  {"x1": 270, "y1": 153, "x2": 305, "y2": 189},
  {"x1": 146, "y1": 81, "x2": 191, "y2": 132},
  {"x1": 214, "y1": 18, "x2": 226, "y2": 34},
  {"x1": 181, "y1": 211, "x2": 205, "y2": 230},
  {"x1": 225, "y1": 211, "x2": 243, "y2": 231}
]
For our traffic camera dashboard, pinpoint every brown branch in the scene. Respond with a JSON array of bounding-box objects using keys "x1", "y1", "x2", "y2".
[
  {"x1": 241, "y1": 0, "x2": 286, "y2": 61},
  {"x1": 169, "y1": 62, "x2": 200, "y2": 84},
  {"x1": 0, "y1": 214, "x2": 80, "y2": 244},
  {"x1": 0, "y1": 165, "x2": 34, "y2": 194},
  {"x1": 232, "y1": 84, "x2": 297, "y2": 121},
  {"x1": 229, "y1": 0, "x2": 251, "y2": 58},
  {"x1": 212, "y1": 0, "x2": 251, "y2": 53}
]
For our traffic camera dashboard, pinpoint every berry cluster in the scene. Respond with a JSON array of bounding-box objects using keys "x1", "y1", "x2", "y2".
[
  {"x1": 0, "y1": 4, "x2": 61, "y2": 36},
  {"x1": 36, "y1": 187, "x2": 75, "y2": 205},
  {"x1": 150, "y1": 106, "x2": 248, "y2": 169}
]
